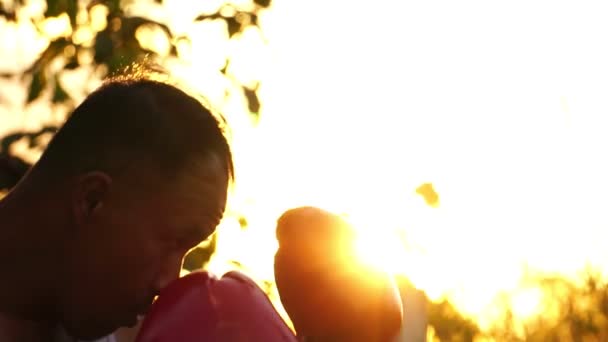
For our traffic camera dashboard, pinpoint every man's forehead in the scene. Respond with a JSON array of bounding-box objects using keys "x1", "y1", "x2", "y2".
[
  {"x1": 179, "y1": 153, "x2": 228, "y2": 184},
  {"x1": 175, "y1": 156, "x2": 229, "y2": 202},
  {"x1": 156, "y1": 197, "x2": 223, "y2": 242},
  {"x1": 127, "y1": 151, "x2": 229, "y2": 183},
  {"x1": 173, "y1": 158, "x2": 228, "y2": 219},
  {"x1": 114, "y1": 154, "x2": 229, "y2": 221}
]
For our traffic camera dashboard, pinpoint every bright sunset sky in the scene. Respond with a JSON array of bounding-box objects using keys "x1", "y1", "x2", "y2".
[{"x1": 2, "y1": 0, "x2": 608, "y2": 327}]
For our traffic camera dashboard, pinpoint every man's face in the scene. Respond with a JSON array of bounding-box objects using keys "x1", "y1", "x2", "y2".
[{"x1": 59, "y1": 158, "x2": 228, "y2": 340}]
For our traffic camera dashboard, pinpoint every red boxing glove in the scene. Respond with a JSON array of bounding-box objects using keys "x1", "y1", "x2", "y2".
[
  {"x1": 274, "y1": 207, "x2": 403, "y2": 342},
  {"x1": 135, "y1": 271, "x2": 297, "y2": 342}
]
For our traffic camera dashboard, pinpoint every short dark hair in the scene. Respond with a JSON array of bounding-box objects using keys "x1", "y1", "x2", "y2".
[{"x1": 35, "y1": 74, "x2": 234, "y2": 185}]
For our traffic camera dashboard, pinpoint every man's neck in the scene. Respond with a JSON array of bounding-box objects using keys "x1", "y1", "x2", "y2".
[
  {"x1": 0, "y1": 311, "x2": 55, "y2": 342},
  {"x1": 0, "y1": 186, "x2": 64, "y2": 321}
]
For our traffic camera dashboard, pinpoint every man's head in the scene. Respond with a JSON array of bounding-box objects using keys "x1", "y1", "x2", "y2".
[{"x1": 28, "y1": 75, "x2": 234, "y2": 339}]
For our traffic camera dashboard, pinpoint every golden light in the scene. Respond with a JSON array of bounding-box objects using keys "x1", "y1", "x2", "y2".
[
  {"x1": 40, "y1": 12, "x2": 71, "y2": 39},
  {"x1": 510, "y1": 286, "x2": 543, "y2": 321},
  {"x1": 353, "y1": 226, "x2": 406, "y2": 275},
  {"x1": 72, "y1": 26, "x2": 94, "y2": 46},
  {"x1": 135, "y1": 24, "x2": 171, "y2": 57},
  {"x1": 189, "y1": 0, "x2": 608, "y2": 331},
  {"x1": 3, "y1": 0, "x2": 608, "y2": 336},
  {"x1": 89, "y1": 4, "x2": 109, "y2": 32}
]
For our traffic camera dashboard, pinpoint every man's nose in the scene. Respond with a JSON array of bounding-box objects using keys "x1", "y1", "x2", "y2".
[{"x1": 155, "y1": 252, "x2": 185, "y2": 292}]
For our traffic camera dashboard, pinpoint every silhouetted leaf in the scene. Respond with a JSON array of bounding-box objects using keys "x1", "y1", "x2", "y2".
[
  {"x1": 243, "y1": 85, "x2": 260, "y2": 114},
  {"x1": 194, "y1": 12, "x2": 242, "y2": 37},
  {"x1": 0, "y1": 3, "x2": 17, "y2": 21},
  {"x1": 194, "y1": 13, "x2": 222, "y2": 22},
  {"x1": 45, "y1": 0, "x2": 62, "y2": 16},
  {"x1": 67, "y1": 0, "x2": 77, "y2": 28},
  {"x1": 416, "y1": 182, "x2": 440, "y2": 207},
  {"x1": 45, "y1": 0, "x2": 77, "y2": 27},
  {"x1": 0, "y1": 153, "x2": 31, "y2": 190},
  {"x1": 220, "y1": 59, "x2": 229, "y2": 74},
  {"x1": 238, "y1": 216, "x2": 248, "y2": 229},
  {"x1": 64, "y1": 57, "x2": 79, "y2": 70},
  {"x1": 0, "y1": 133, "x2": 25, "y2": 153},
  {"x1": 225, "y1": 16, "x2": 241, "y2": 37},
  {"x1": 9, "y1": 126, "x2": 59, "y2": 149},
  {"x1": 94, "y1": 30, "x2": 114, "y2": 64},
  {"x1": 229, "y1": 260, "x2": 243, "y2": 268},
  {"x1": 42, "y1": 38, "x2": 70, "y2": 66},
  {"x1": 30, "y1": 126, "x2": 58, "y2": 144},
  {"x1": 27, "y1": 71, "x2": 46, "y2": 103},
  {"x1": 254, "y1": 0, "x2": 272, "y2": 8},
  {"x1": 250, "y1": 13, "x2": 258, "y2": 26},
  {"x1": 260, "y1": 280, "x2": 274, "y2": 296},
  {"x1": 52, "y1": 80, "x2": 69, "y2": 103},
  {"x1": 169, "y1": 44, "x2": 178, "y2": 57}
]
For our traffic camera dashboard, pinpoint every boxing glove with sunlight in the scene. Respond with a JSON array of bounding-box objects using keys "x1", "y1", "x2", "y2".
[
  {"x1": 274, "y1": 206, "x2": 403, "y2": 342},
  {"x1": 135, "y1": 270, "x2": 297, "y2": 342}
]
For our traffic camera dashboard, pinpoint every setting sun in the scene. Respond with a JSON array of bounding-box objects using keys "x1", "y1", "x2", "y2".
[
  {"x1": 145, "y1": 0, "x2": 608, "y2": 330},
  {"x1": 2, "y1": 0, "x2": 608, "y2": 339},
  {"x1": 185, "y1": 0, "x2": 608, "y2": 328}
]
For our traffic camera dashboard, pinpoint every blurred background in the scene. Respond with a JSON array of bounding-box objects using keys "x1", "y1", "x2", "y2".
[{"x1": 1, "y1": 0, "x2": 608, "y2": 340}]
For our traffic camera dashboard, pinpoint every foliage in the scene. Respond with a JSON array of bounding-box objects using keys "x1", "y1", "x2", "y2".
[
  {"x1": 486, "y1": 268, "x2": 608, "y2": 342},
  {"x1": 0, "y1": 0, "x2": 268, "y2": 109},
  {"x1": 2, "y1": 5, "x2": 608, "y2": 340},
  {"x1": 424, "y1": 268, "x2": 608, "y2": 342},
  {"x1": 428, "y1": 298, "x2": 480, "y2": 342},
  {"x1": 0, "y1": 0, "x2": 268, "y2": 156}
]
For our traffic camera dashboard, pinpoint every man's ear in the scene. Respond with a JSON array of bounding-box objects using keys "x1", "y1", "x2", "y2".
[{"x1": 72, "y1": 171, "x2": 112, "y2": 226}]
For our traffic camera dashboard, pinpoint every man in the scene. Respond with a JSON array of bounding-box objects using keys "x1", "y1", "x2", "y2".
[{"x1": 0, "y1": 74, "x2": 234, "y2": 341}]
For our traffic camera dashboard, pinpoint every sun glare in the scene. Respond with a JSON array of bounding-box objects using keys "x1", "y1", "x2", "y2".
[
  {"x1": 510, "y1": 287, "x2": 543, "y2": 321},
  {"x1": 3, "y1": 0, "x2": 608, "y2": 335}
]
